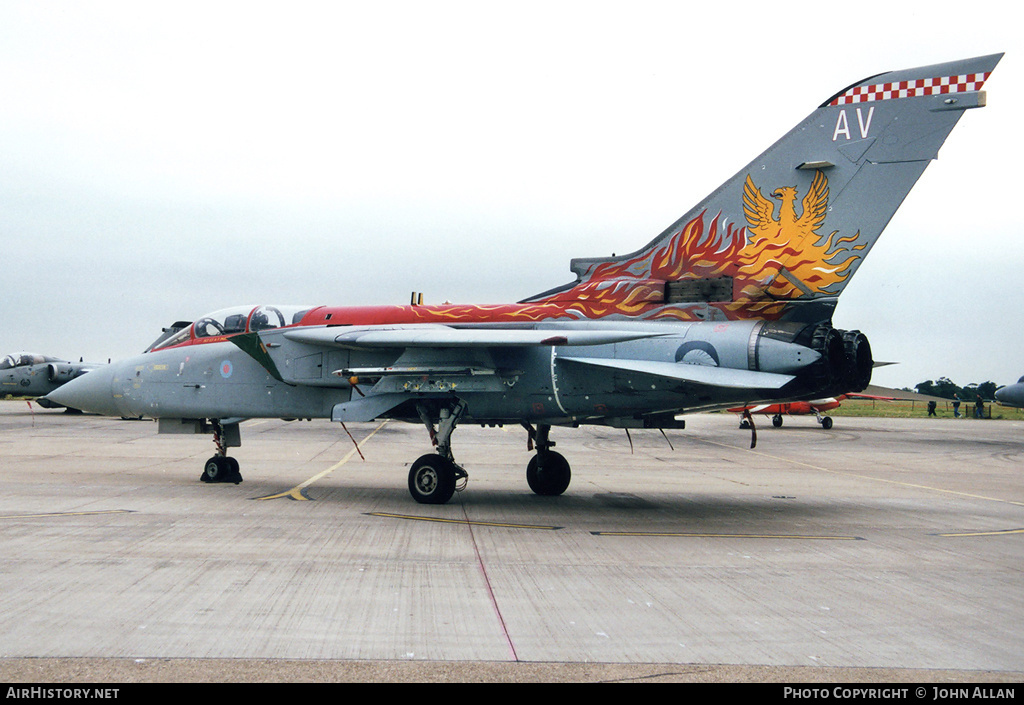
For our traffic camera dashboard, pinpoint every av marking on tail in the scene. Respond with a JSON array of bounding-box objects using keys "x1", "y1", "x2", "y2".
[{"x1": 832, "y1": 106, "x2": 875, "y2": 141}]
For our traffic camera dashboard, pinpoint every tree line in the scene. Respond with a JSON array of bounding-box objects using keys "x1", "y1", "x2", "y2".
[{"x1": 903, "y1": 377, "x2": 999, "y2": 401}]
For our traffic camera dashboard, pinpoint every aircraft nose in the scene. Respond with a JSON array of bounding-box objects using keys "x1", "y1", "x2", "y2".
[{"x1": 44, "y1": 365, "x2": 120, "y2": 416}]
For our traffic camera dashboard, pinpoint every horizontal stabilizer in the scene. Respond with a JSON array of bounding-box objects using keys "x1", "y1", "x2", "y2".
[
  {"x1": 559, "y1": 357, "x2": 794, "y2": 390},
  {"x1": 285, "y1": 325, "x2": 669, "y2": 348}
]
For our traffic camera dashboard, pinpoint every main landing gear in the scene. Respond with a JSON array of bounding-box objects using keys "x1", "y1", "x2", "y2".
[
  {"x1": 199, "y1": 420, "x2": 242, "y2": 484},
  {"x1": 739, "y1": 413, "x2": 833, "y2": 430},
  {"x1": 406, "y1": 401, "x2": 573, "y2": 504},
  {"x1": 775, "y1": 412, "x2": 834, "y2": 430},
  {"x1": 408, "y1": 401, "x2": 469, "y2": 504},
  {"x1": 523, "y1": 422, "x2": 571, "y2": 497}
]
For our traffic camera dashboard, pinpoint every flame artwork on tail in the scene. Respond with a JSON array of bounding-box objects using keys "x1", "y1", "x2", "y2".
[{"x1": 522, "y1": 54, "x2": 1000, "y2": 326}]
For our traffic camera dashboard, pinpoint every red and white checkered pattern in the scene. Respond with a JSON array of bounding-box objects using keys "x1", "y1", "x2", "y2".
[{"x1": 829, "y1": 72, "x2": 991, "y2": 106}]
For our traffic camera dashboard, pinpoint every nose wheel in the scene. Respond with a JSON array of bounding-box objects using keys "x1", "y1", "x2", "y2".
[
  {"x1": 202, "y1": 455, "x2": 242, "y2": 484},
  {"x1": 199, "y1": 420, "x2": 243, "y2": 484}
]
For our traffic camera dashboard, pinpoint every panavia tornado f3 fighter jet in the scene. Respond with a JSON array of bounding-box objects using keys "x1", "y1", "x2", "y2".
[
  {"x1": 48, "y1": 54, "x2": 1002, "y2": 504},
  {"x1": 1, "y1": 352, "x2": 104, "y2": 408},
  {"x1": 995, "y1": 378, "x2": 1024, "y2": 408}
]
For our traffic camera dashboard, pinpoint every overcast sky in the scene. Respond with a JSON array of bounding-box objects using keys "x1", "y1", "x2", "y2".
[{"x1": 2, "y1": 1, "x2": 1021, "y2": 390}]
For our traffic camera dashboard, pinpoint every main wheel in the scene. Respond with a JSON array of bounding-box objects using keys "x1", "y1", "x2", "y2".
[
  {"x1": 772, "y1": 414, "x2": 784, "y2": 428},
  {"x1": 821, "y1": 416, "x2": 833, "y2": 430},
  {"x1": 408, "y1": 454, "x2": 457, "y2": 504},
  {"x1": 526, "y1": 451, "x2": 571, "y2": 496}
]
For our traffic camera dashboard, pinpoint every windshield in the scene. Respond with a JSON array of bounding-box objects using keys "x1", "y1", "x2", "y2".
[
  {"x1": 149, "y1": 305, "x2": 313, "y2": 351},
  {"x1": 1, "y1": 353, "x2": 59, "y2": 369}
]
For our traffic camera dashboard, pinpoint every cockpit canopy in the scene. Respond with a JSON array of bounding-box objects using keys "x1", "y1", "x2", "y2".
[
  {"x1": 0, "y1": 353, "x2": 61, "y2": 370},
  {"x1": 149, "y1": 305, "x2": 313, "y2": 352}
]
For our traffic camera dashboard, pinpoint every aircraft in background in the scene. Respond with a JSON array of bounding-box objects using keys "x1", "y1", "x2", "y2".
[
  {"x1": 1, "y1": 352, "x2": 104, "y2": 408},
  {"x1": 733, "y1": 397, "x2": 845, "y2": 430},
  {"x1": 995, "y1": 378, "x2": 1024, "y2": 407},
  {"x1": 47, "y1": 54, "x2": 1001, "y2": 504},
  {"x1": 730, "y1": 392, "x2": 895, "y2": 430}
]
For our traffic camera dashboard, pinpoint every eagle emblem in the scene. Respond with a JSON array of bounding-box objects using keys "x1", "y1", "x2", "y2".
[
  {"x1": 742, "y1": 170, "x2": 830, "y2": 247},
  {"x1": 736, "y1": 169, "x2": 862, "y2": 299}
]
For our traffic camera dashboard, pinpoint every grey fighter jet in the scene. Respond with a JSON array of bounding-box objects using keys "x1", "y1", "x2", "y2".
[
  {"x1": 1, "y1": 352, "x2": 104, "y2": 407},
  {"x1": 995, "y1": 379, "x2": 1024, "y2": 407},
  {"x1": 47, "y1": 54, "x2": 1002, "y2": 504}
]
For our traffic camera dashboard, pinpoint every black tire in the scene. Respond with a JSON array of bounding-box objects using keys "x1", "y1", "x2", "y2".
[
  {"x1": 821, "y1": 416, "x2": 833, "y2": 430},
  {"x1": 772, "y1": 414, "x2": 784, "y2": 428},
  {"x1": 201, "y1": 456, "x2": 227, "y2": 483},
  {"x1": 408, "y1": 454, "x2": 457, "y2": 504},
  {"x1": 226, "y1": 456, "x2": 242, "y2": 483},
  {"x1": 201, "y1": 456, "x2": 242, "y2": 483},
  {"x1": 526, "y1": 451, "x2": 571, "y2": 496}
]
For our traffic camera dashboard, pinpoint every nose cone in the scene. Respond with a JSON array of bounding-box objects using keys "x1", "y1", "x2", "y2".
[
  {"x1": 995, "y1": 383, "x2": 1024, "y2": 408},
  {"x1": 44, "y1": 365, "x2": 120, "y2": 415}
]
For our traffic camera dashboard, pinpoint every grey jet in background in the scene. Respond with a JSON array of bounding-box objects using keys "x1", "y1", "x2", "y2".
[
  {"x1": 1, "y1": 352, "x2": 104, "y2": 408},
  {"x1": 995, "y1": 379, "x2": 1024, "y2": 407}
]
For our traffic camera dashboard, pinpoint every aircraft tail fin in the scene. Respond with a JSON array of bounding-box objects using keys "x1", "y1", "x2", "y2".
[{"x1": 523, "y1": 54, "x2": 1002, "y2": 324}]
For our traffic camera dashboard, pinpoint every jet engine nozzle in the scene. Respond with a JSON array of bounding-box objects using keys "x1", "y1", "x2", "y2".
[
  {"x1": 841, "y1": 330, "x2": 873, "y2": 393},
  {"x1": 800, "y1": 324, "x2": 873, "y2": 396}
]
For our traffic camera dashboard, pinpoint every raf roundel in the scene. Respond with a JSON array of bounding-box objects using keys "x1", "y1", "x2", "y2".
[{"x1": 220, "y1": 360, "x2": 233, "y2": 379}]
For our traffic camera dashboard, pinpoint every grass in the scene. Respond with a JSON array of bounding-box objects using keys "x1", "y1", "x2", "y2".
[{"x1": 829, "y1": 398, "x2": 1024, "y2": 421}]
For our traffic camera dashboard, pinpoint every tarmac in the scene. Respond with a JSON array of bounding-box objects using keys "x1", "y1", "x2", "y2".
[{"x1": 1, "y1": 399, "x2": 1022, "y2": 683}]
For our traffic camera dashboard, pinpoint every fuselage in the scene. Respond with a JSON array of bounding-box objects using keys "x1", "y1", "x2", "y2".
[{"x1": 48, "y1": 302, "x2": 855, "y2": 425}]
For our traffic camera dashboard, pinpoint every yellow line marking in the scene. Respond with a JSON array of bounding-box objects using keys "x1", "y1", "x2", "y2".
[
  {"x1": 695, "y1": 436, "x2": 1024, "y2": 508},
  {"x1": 939, "y1": 527, "x2": 1024, "y2": 537},
  {"x1": 368, "y1": 511, "x2": 561, "y2": 530},
  {"x1": 0, "y1": 509, "x2": 135, "y2": 520},
  {"x1": 592, "y1": 531, "x2": 861, "y2": 540},
  {"x1": 254, "y1": 420, "x2": 389, "y2": 501}
]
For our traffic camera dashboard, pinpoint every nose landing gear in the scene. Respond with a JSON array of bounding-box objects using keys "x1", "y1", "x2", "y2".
[{"x1": 199, "y1": 420, "x2": 243, "y2": 484}]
